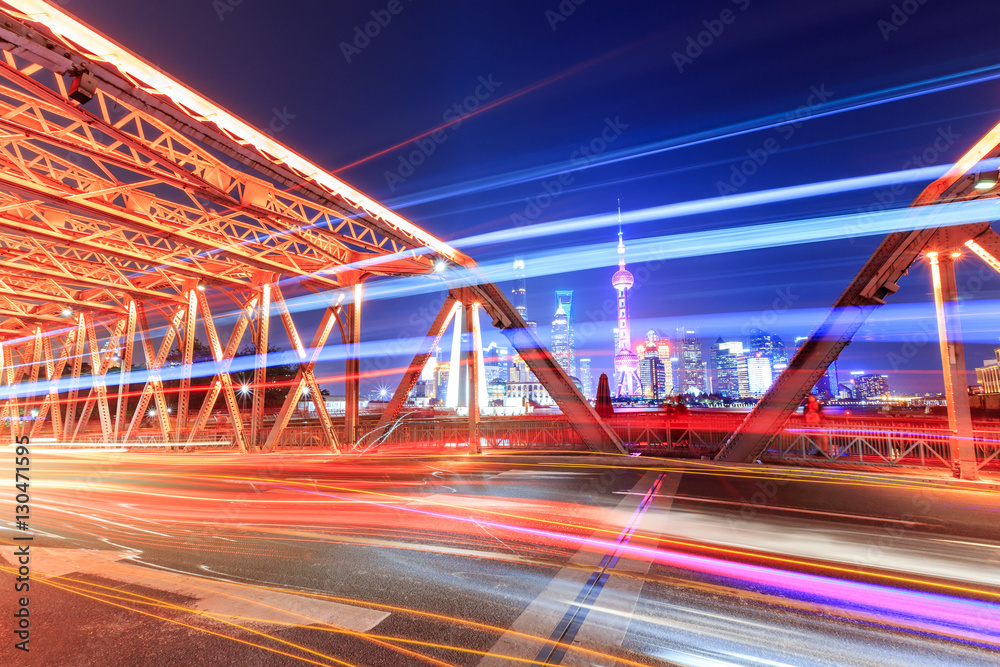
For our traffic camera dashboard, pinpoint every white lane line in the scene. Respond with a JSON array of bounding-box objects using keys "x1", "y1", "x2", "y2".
[
  {"x1": 1, "y1": 548, "x2": 389, "y2": 631},
  {"x1": 477, "y1": 472, "x2": 680, "y2": 666}
]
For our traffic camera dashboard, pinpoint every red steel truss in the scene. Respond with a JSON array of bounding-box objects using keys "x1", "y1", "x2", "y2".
[{"x1": 0, "y1": 1, "x2": 624, "y2": 454}]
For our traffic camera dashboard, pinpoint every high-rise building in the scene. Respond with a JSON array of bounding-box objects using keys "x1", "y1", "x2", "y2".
[
  {"x1": 794, "y1": 336, "x2": 837, "y2": 398},
  {"x1": 637, "y1": 330, "x2": 673, "y2": 398},
  {"x1": 737, "y1": 353, "x2": 772, "y2": 397},
  {"x1": 555, "y1": 291, "x2": 574, "y2": 323},
  {"x1": 551, "y1": 302, "x2": 575, "y2": 376},
  {"x1": 711, "y1": 338, "x2": 743, "y2": 397},
  {"x1": 679, "y1": 329, "x2": 704, "y2": 395},
  {"x1": 855, "y1": 373, "x2": 890, "y2": 399},
  {"x1": 553, "y1": 291, "x2": 576, "y2": 375},
  {"x1": 578, "y1": 358, "x2": 594, "y2": 400},
  {"x1": 611, "y1": 208, "x2": 641, "y2": 397},
  {"x1": 511, "y1": 257, "x2": 527, "y2": 320},
  {"x1": 638, "y1": 357, "x2": 666, "y2": 399},
  {"x1": 433, "y1": 361, "x2": 450, "y2": 401},
  {"x1": 746, "y1": 355, "x2": 773, "y2": 395},
  {"x1": 749, "y1": 329, "x2": 787, "y2": 375},
  {"x1": 483, "y1": 342, "x2": 509, "y2": 383}
]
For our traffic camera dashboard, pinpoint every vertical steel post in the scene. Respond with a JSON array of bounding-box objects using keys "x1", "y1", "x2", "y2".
[
  {"x1": 929, "y1": 252, "x2": 978, "y2": 480},
  {"x1": 63, "y1": 315, "x2": 85, "y2": 440},
  {"x1": 344, "y1": 282, "x2": 362, "y2": 448},
  {"x1": 374, "y1": 295, "x2": 459, "y2": 432},
  {"x1": 114, "y1": 301, "x2": 136, "y2": 442},
  {"x1": 176, "y1": 281, "x2": 198, "y2": 444},
  {"x1": 465, "y1": 299, "x2": 481, "y2": 454},
  {"x1": 250, "y1": 279, "x2": 270, "y2": 453}
]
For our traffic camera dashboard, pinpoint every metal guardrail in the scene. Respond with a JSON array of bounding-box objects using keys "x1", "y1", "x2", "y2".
[{"x1": 65, "y1": 412, "x2": 1000, "y2": 473}]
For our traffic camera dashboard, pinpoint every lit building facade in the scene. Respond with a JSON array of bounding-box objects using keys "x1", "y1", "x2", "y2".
[
  {"x1": 855, "y1": 373, "x2": 890, "y2": 399},
  {"x1": 679, "y1": 329, "x2": 704, "y2": 395},
  {"x1": 511, "y1": 257, "x2": 527, "y2": 320},
  {"x1": 554, "y1": 290, "x2": 576, "y2": 376},
  {"x1": 749, "y1": 329, "x2": 788, "y2": 375},
  {"x1": 505, "y1": 381, "x2": 554, "y2": 407},
  {"x1": 551, "y1": 302, "x2": 574, "y2": 376},
  {"x1": 578, "y1": 357, "x2": 594, "y2": 399},
  {"x1": 637, "y1": 330, "x2": 672, "y2": 399},
  {"x1": 737, "y1": 353, "x2": 773, "y2": 397},
  {"x1": 711, "y1": 338, "x2": 743, "y2": 397}
]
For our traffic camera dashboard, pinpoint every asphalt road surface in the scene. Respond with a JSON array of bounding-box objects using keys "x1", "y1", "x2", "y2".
[{"x1": 1, "y1": 447, "x2": 999, "y2": 666}]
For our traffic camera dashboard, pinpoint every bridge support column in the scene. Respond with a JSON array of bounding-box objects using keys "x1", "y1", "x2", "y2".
[
  {"x1": 345, "y1": 281, "x2": 363, "y2": 448},
  {"x1": 929, "y1": 252, "x2": 978, "y2": 480},
  {"x1": 249, "y1": 276, "x2": 271, "y2": 453},
  {"x1": 375, "y1": 295, "x2": 458, "y2": 431},
  {"x1": 176, "y1": 280, "x2": 198, "y2": 447},
  {"x1": 465, "y1": 298, "x2": 481, "y2": 454}
]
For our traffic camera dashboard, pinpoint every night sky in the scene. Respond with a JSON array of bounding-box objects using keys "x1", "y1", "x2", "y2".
[{"x1": 67, "y1": 0, "x2": 1000, "y2": 395}]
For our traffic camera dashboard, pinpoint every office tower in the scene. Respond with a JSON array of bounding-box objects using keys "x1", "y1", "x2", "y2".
[
  {"x1": 578, "y1": 358, "x2": 594, "y2": 399},
  {"x1": 679, "y1": 329, "x2": 704, "y2": 395},
  {"x1": 749, "y1": 329, "x2": 788, "y2": 374},
  {"x1": 855, "y1": 373, "x2": 890, "y2": 399},
  {"x1": 711, "y1": 338, "x2": 743, "y2": 397},
  {"x1": 511, "y1": 257, "x2": 527, "y2": 320},
  {"x1": 553, "y1": 290, "x2": 576, "y2": 376},
  {"x1": 551, "y1": 302, "x2": 574, "y2": 375}
]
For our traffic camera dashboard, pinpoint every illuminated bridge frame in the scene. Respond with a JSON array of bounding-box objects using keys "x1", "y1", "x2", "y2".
[
  {"x1": 717, "y1": 117, "x2": 1000, "y2": 480},
  {"x1": 0, "y1": 1, "x2": 624, "y2": 455}
]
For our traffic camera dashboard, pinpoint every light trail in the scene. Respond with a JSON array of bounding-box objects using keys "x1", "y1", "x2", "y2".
[{"x1": 392, "y1": 62, "x2": 1000, "y2": 208}]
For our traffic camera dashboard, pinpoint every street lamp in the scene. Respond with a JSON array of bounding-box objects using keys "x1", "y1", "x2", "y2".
[{"x1": 238, "y1": 384, "x2": 251, "y2": 411}]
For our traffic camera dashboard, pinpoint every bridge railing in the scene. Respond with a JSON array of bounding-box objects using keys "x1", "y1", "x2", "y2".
[{"x1": 64, "y1": 411, "x2": 1000, "y2": 474}]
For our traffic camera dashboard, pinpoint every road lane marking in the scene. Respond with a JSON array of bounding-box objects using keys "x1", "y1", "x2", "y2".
[
  {"x1": 477, "y1": 471, "x2": 681, "y2": 666},
  {"x1": 1, "y1": 547, "x2": 389, "y2": 631}
]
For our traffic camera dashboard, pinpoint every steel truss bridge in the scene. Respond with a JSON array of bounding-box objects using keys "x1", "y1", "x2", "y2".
[
  {"x1": 0, "y1": 1, "x2": 622, "y2": 455},
  {"x1": 1, "y1": 2, "x2": 1000, "y2": 480}
]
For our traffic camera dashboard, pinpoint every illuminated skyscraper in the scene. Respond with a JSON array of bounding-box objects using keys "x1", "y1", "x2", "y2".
[
  {"x1": 554, "y1": 290, "x2": 576, "y2": 375},
  {"x1": 711, "y1": 338, "x2": 743, "y2": 398},
  {"x1": 578, "y1": 358, "x2": 594, "y2": 400},
  {"x1": 679, "y1": 329, "x2": 705, "y2": 395},
  {"x1": 637, "y1": 330, "x2": 672, "y2": 398},
  {"x1": 511, "y1": 257, "x2": 527, "y2": 320},
  {"x1": 612, "y1": 204, "x2": 641, "y2": 397},
  {"x1": 855, "y1": 373, "x2": 890, "y2": 399},
  {"x1": 551, "y1": 302, "x2": 573, "y2": 375}
]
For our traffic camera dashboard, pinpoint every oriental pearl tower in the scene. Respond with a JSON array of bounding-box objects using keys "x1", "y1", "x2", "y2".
[{"x1": 612, "y1": 201, "x2": 641, "y2": 397}]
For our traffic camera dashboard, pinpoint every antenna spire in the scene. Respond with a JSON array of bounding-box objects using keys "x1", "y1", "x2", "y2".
[{"x1": 617, "y1": 198, "x2": 622, "y2": 235}]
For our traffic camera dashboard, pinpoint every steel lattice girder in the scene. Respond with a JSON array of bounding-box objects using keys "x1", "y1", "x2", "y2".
[
  {"x1": 716, "y1": 115, "x2": 1000, "y2": 463},
  {"x1": 0, "y1": 1, "x2": 623, "y2": 455}
]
